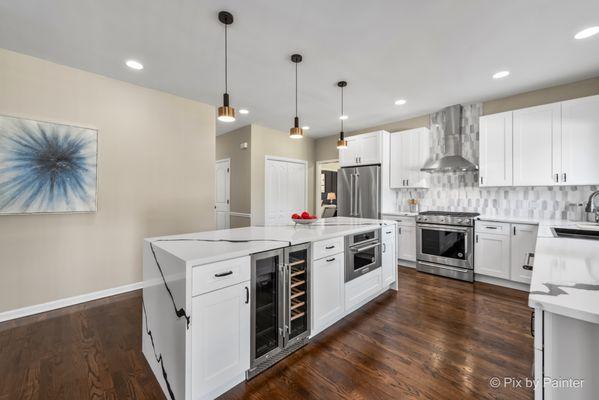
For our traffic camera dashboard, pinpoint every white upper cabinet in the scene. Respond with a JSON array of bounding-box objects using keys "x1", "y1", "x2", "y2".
[
  {"x1": 338, "y1": 131, "x2": 383, "y2": 167},
  {"x1": 389, "y1": 127, "x2": 430, "y2": 188},
  {"x1": 513, "y1": 103, "x2": 561, "y2": 186},
  {"x1": 479, "y1": 112, "x2": 513, "y2": 187},
  {"x1": 560, "y1": 94, "x2": 599, "y2": 186}
]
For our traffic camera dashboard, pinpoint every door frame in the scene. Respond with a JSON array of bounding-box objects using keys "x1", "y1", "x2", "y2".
[
  {"x1": 264, "y1": 155, "x2": 308, "y2": 225},
  {"x1": 315, "y1": 159, "x2": 339, "y2": 217},
  {"x1": 215, "y1": 158, "x2": 231, "y2": 229}
]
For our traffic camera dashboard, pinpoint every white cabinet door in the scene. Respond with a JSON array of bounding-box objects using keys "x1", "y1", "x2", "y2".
[
  {"x1": 561, "y1": 94, "x2": 599, "y2": 186},
  {"x1": 381, "y1": 226, "x2": 396, "y2": 286},
  {"x1": 359, "y1": 132, "x2": 382, "y2": 165},
  {"x1": 389, "y1": 128, "x2": 430, "y2": 189},
  {"x1": 312, "y1": 255, "x2": 345, "y2": 335},
  {"x1": 479, "y1": 112, "x2": 513, "y2": 187},
  {"x1": 513, "y1": 103, "x2": 561, "y2": 186},
  {"x1": 397, "y1": 225, "x2": 416, "y2": 262},
  {"x1": 339, "y1": 136, "x2": 360, "y2": 167},
  {"x1": 474, "y1": 232, "x2": 510, "y2": 279},
  {"x1": 345, "y1": 269, "x2": 382, "y2": 312},
  {"x1": 510, "y1": 223, "x2": 538, "y2": 284},
  {"x1": 192, "y1": 282, "x2": 250, "y2": 400},
  {"x1": 389, "y1": 132, "x2": 406, "y2": 188}
]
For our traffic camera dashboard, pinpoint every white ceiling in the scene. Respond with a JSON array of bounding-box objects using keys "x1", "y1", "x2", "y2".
[{"x1": 1, "y1": 0, "x2": 598, "y2": 138}]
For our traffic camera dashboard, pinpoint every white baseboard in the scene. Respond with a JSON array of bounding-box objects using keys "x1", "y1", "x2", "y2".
[
  {"x1": 0, "y1": 281, "x2": 143, "y2": 323},
  {"x1": 475, "y1": 274, "x2": 529, "y2": 292}
]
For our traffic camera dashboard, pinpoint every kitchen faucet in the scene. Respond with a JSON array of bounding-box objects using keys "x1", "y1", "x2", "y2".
[{"x1": 585, "y1": 190, "x2": 599, "y2": 222}]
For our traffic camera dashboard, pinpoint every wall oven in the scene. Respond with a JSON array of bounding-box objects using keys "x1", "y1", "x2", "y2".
[
  {"x1": 248, "y1": 243, "x2": 310, "y2": 379},
  {"x1": 416, "y1": 211, "x2": 478, "y2": 282},
  {"x1": 345, "y1": 229, "x2": 381, "y2": 282}
]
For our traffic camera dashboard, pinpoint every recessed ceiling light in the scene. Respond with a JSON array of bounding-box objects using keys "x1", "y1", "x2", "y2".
[
  {"x1": 339, "y1": 115, "x2": 348, "y2": 120},
  {"x1": 302, "y1": 126, "x2": 310, "y2": 130},
  {"x1": 492, "y1": 70, "x2": 510, "y2": 79},
  {"x1": 125, "y1": 60, "x2": 143, "y2": 70},
  {"x1": 575, "y1": 26, "x2": 599, "y2": 40},
  {"x1": 239, "y1": 109, "x2": 249, "y2": 114},
  {"x1": 394, "y1": 99, "x2": 407, "y2": 106}
]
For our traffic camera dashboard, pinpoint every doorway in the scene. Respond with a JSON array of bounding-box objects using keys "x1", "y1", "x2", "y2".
[
  {"x1": 215, "y1": 158, "x2": 230, "y2": 229},
  {"x1": 315, "y1": 160, "x2": 340, "y2": 218},
  {"x1": 265, "y1": 156, "x2": 308, "y2": 226}
]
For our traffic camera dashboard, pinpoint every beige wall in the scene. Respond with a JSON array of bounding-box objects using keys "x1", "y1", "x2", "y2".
[
  {"x1": 0, "y1": 49, "x2": 215, "y2": 313},
  {"x1": 250, "y1": 124, "x2": 316, "y2": 225},
  {"x1": 315, "y1": 76, "x2": 599, "y2": 162},
  {"x1": 216, "y1": 126, "x2": 251, "y2": 214}
]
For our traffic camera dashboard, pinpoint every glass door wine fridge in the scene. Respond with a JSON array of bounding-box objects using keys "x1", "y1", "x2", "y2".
[{"x1": 248, "y1": 243, "x2": 310, "y2": 379}]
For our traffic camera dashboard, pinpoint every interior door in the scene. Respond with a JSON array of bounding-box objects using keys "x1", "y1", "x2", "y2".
[
  {"x1": 215, "y1": 159, "x2": 230, "y2": 229},
  {"x1": 265, "y1": 158, "x2": 307, "y2": 225},
  {"x1": 561, "y1": 94, "x2": 599, "y2": 185},
  {"x1": 513, "y1": 103, "x2": 561, "y2": 186}
]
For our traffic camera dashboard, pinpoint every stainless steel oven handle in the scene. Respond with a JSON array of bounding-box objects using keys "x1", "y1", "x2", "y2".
[
  {"x1": 417, "y1": 223, "x2": 471, "y2": 233},
  {"x1": 350, "y1": 242, "x2": 381, "y2": 253}
]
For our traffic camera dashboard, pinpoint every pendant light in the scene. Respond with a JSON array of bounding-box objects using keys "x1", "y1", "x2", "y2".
[
  {"x1": 289, "y1": 54, "x2": 303, "y2": 139},
  {"x1": 336, "y1": 81, "x2": 348, "y2": 149},
  {"x1": 217, "y1": 11, "x2": 235, "y2": 122}
]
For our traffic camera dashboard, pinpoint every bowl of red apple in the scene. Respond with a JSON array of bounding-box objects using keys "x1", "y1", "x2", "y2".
[{"x1": 291, "y1": 211, "x2": 319, "y2": 225}]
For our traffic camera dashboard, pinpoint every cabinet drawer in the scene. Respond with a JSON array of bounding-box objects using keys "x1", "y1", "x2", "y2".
[
  {"x1": 345, "y1": 268, "x2": 382, "y2": 312},
  {"x1": 192, "y1": 256, "x2": 250, "y2": 296},
  {"x1": 475, "y1": 221, "x2": 510, "y2": 235},
  {"x1": 312, "y1": 236, "x2": 344, "y2": 260}
]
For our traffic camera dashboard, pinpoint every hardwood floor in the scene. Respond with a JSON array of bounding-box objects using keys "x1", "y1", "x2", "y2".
[{"x1": 0, "y1": 267, "x2": 533, "y2": 400}]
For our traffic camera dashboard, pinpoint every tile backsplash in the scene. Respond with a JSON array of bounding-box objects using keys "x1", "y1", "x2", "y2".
[{"x1": 393, "y1": 103, "x2": 597, "y2": 220}]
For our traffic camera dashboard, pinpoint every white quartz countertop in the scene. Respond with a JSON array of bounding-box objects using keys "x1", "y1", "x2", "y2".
[
  {"x1": 146, "y1": 217, "x2": 394, "y2": 266},
  {"x1": 477, "y1": 215, "x2": 579, "y2": 226},
  {"x1": 381, "y1": 211, "x2": 418, "y2": 217},
  {"x1": 529, "y1": 235, "x2": 599, "y2": 324}
]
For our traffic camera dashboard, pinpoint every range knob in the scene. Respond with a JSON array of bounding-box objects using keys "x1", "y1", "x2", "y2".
[
  {"x1": 456, "y1": 218, "x2": 463, "y2": 223},
  {"x1": 463, "y1": 219, "x2": 470, "y2": 224}
]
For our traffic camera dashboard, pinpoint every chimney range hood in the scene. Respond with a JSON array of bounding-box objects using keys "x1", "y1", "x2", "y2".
[{"x1": 421, "y1": 104, "x2": 478, "y2": 173}]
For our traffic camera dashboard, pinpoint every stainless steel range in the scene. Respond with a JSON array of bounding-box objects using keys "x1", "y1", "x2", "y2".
[{"x1": 415, "y1": 211, "x2": 479, "y2": 282}]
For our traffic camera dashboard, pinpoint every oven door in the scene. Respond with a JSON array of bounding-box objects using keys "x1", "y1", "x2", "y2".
[
  {"x1": 345, "y1": 239, "x2": 382, "y2": 282},
  {"x1": 416, "y1": 224, "x2": 473, "y2": 269}
]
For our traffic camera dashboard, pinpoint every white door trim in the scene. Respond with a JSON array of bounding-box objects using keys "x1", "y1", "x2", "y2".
[
  {"x1": 265, "y1": 155, "x2": 308, "y2": 225},
  {"x1": 315, "y1": 159, "x2": 339, "y2": 215}
]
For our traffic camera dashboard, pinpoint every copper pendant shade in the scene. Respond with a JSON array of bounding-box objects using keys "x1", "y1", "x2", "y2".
[
  {"x1": 289, "y1": 54, "x2": 304, "y2": 139},
  {"x1": 217, "y1": 11, "x2": 235, "y2": 122},
  {"x1": 336, "y1": 81, "x2": 348, "y2": 149}
]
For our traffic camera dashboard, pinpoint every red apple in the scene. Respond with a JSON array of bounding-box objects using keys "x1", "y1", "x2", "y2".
[
  {"x1": 292, "y1": 213, "x2": 300, "y2": 219},
  {"x1": 301, "y1": 211, "x2": 310, "y2": 219}
]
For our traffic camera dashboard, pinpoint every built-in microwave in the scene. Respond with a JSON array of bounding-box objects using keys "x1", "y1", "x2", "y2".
[{"x1": 344, "y1": 229, "x2": 381, "y2": 282}]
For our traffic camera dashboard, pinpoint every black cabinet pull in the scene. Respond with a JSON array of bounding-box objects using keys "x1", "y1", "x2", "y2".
[
  {"x1": 522, "y1": 265, "x2": 533, "y2": 271},
  {"x1": 530, "y1": 311, "x2": 535, "y2": 337},
  {"x1": 326, "y1": 257, "x2": 336, "y2": 262},
  {"x1": 214, "y1": 271, "x2": 233, "y2": 277},
  {"x1": 513, "y1": 226, "x2": 516, "y2": 235},
  {"x1": 245, "y1": 286, "x2": 249, "y2": 304},
  {"x1": 325, "y1": 245, "x2": 335, "y2": 250}
]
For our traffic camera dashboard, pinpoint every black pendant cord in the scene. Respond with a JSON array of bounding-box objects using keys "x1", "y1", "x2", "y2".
[
  {"x1": 142, "y1": 299, "x2": 177, "y2": 400},
  {"x1": 224, "y1": 23, "x2": 228, "y2": 94},
  {"x1": 340, "y1": 85, "x2": 344, "y2": 132},
  {"x1": 294, "y1": 61, "x2": 298, "y2": 118},
  {"x1": 149, "y1": 242, "x2": 191, "y2": 329}
]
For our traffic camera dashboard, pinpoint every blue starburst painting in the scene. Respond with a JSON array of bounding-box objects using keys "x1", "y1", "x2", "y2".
[{"x1": 0, "y1": 115, "x2": 97, "y2": 214}]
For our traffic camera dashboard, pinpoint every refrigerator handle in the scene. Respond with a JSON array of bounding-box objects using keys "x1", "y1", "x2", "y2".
[
  {"x1": 354, "y1": 172, "x2": 360, "y2": 217},
  {"x1": 349, "y1": 173, "x2": 354, "y2": 217}
]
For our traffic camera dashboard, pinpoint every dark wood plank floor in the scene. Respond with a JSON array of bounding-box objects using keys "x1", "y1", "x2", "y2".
[{"x1": 0, "y1": 267, "x2": 533, "y2": 400}]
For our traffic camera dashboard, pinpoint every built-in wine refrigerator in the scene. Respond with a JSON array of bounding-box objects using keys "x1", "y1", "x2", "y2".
[{"x1": 247, "y1": 242, "x2": 310, "y2": 379}]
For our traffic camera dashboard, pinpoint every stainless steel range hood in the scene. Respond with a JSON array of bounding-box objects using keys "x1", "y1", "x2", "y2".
[{"x1": 421, "y1": 104, "x2": 478, "y2": 173}]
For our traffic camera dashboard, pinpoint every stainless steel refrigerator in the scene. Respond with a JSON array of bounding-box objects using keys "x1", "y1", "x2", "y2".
[{"x1": 337, "y1": 165, "x2": 381, "y2": 219}]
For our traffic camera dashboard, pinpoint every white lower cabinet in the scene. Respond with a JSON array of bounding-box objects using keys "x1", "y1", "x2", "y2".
[
  {"x1": 475, "y1": 221, "x2": 538, "y2": 284},
  {"x1": 312, "y1": 254, "x2": 345, "y2": 335},
  {"x1": 381, "y1": 226, "x2": 396, "y2": 286},
  {"x1": 474, "y1": 228, "x2": 510, "y2": 279},
  {"x1": 541, "y1": 311, "x2": 599, "y2": 400},
  {"x1": 345, "y1": 268, "x2": 382, "y2": 312},
  {"x1": 192, "y1": 282, "x2": 250, "y2": 400},
  {"x1": 510, "y1": 224, "x2": 538, "y2": 284}
]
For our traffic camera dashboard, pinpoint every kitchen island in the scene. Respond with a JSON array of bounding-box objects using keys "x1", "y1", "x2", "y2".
[{"x1": 142, "y1": 217, "x2": 398, "y2": 400}]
